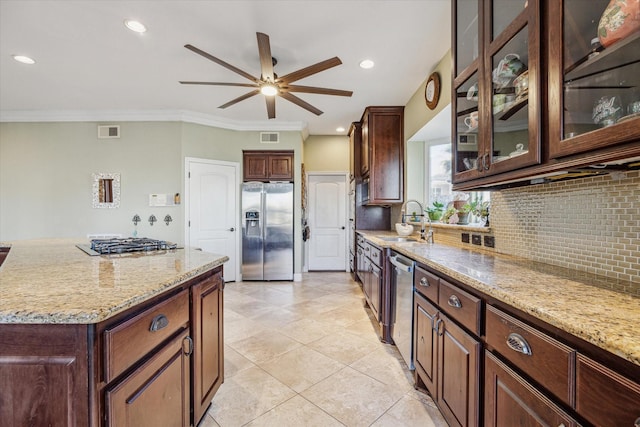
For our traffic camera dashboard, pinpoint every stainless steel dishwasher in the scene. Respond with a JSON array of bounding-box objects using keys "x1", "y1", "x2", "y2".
[{"x1": 389, "y1": 251, "x2": 415, "y2": 370}]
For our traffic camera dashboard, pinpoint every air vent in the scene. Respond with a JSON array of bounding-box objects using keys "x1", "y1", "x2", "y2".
[
  {"x1": 260, "y1": 132, "x2": 279, "y2": 143},
  {"x1": 97, "y1": 125, "x2": 120, "y2": 139}
]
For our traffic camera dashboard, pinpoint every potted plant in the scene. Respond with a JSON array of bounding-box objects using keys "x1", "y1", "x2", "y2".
[
  {"x1": 425, "y1": 201, "x2": 445, "y2": 221},
  {"x1": 458, "y1": 200, "x2": 478, "y2": 225},
  {"x1": 442, "y1": 206, "x2": 459, "y2": 224},
  {"x1": 474, "y1": 201, "x2": 490, "y2": 226}
]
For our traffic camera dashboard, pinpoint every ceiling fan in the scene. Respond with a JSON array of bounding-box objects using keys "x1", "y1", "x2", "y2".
[{"x1": 180, "y1": 32, "x2": 353, "y2": 119}]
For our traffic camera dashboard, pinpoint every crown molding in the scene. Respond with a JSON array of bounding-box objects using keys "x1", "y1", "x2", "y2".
[{"x1": 0, "y1": 109, "x2": 309, "y2": 136}]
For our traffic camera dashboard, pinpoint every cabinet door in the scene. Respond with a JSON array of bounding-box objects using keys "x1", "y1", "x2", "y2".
[
  {"x1": 367, "y1": 107, "x2": 404, "y2": 204},
  {"x1": 349, "y1": 121, "x2": 362, "y2": 180},
  {"x1": 370, "y1": 262, "x2": 382, "y2": 321},
  {"x1": 437, "y1": 314, "x2": 481, "y2": 427},
  {"x1": 485, "y1": 351, "x2": 579, "y2": 427},
  {"x1": 414, "y1": 292, "x2": 438, "y2": 395},
  {"x1": 106, "y1": 329, "x2": 191, "y2": 427},
  {"x1": 361, "y1": 113, "x2": 369, "y2": 176},
  {"x1": 356, "y1": 245, "x2": 365, "y2": 284},
  {"x1": 268, "y1": 153, "x2": 293, "y2": 181},
  {"x1": 362, "y1": 255, "x2": 372, "y2": 302},
  {"x1": 547, "y1": 0, "x2": 640, "y2": 159},
  {"x1": 576, "y1": 354, "x2": 640, "y2": 427},
  {"x1": 243, "y1": 153, "x2": 268, "y2": 181},
  {"x1": 191, "y1": 270, "x2": 224, "y2": 425}
]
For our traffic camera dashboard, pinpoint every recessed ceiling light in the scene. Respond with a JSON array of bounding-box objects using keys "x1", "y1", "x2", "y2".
[
  {"x1": 359, "y1": 59, "x2": 374, "y2": 69},
  {"x1": 124, "y1": 19, "x2": 147, "y2": 33},
  {"x1": 13, "y1": 55, "x2": 36, "y2": 65},
  {"x1": 336, "y1": 127, "x2": 346, "y2": 133}
]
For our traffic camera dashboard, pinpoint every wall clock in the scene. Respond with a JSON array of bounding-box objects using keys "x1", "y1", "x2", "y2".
[{"x1": 425, "y1": 72, "x2": 440, "y2": 110}]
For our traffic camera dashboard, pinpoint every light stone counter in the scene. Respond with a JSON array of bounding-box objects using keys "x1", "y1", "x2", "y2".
[
  {"x1": 0, "y1": 239, "x2": 228, "y2": 324},
  {"x1": 357, "y1": 230, "x2": 640, "y2": 367}
]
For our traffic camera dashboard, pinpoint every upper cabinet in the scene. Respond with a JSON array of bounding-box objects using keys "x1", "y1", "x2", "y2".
[
  {"x1": 243, "y1": 150, "x2": 294, "y2": 182},
  {"x1": 453, "y1": 0, "x2": 541, "y2": 184},
  {"x1": 547, "y1": 0, "x2": 640, "y2": 158},
  {"x1": 452, "y1": 0, "x2": 640, "y2": 190},
  {"x1": 360, "y1": 106, "x2": 404, "y2": 205}
]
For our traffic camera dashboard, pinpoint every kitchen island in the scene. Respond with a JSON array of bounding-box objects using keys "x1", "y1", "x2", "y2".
[
  {"x1": 0, "y1": 239, "x2": 228, "y2": 426},
  {"x1": 357, "y1": 230, "x2": 640, "y2": 427}
]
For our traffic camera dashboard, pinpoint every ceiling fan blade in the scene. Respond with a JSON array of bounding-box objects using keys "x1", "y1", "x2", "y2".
[
  {"x1": 256, "y1": 32, "x2": 274, "y2": 81},
  {"x1": 266, "y1": 96, "x2": 276, "y2": 119},
  {"x1": 184, "y1": 44, "x2": 258, "y2": 83},
  {"x1": 278, "y1": 57, "x2": 343, "y2": 84},
  {"x1": 218, "y1": 89, "x2": 260, "y2": 109},
  {"x1": 283, "y1": 84, "x2": 353, "y2": 97},
  {"x1": 179, "y1": 81, "x2": 258, "y2": 88},
  {"x1": 279, "y1": 92, "x2": 323, "y2": 115}
]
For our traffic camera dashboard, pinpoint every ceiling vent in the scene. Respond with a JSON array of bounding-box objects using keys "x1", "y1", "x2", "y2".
[
  {"x1": 97, "y1": 125, "x2": 120, "y2": 139},
  {"x1": 260, "y1": 132, "x2": 279, "y2": 144}
]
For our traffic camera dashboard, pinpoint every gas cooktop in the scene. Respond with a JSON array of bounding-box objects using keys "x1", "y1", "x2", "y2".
[{"x1": 77, "y1": 237, "x2": 178, "y2": 256}]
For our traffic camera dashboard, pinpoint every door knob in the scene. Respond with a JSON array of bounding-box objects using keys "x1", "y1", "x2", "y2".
[
  {"x1": 341, "y1": 226, "x2": 345, "y2": 230},
  {"x1": 229, "y1": 227, "x2": 235, "y2": 232}
]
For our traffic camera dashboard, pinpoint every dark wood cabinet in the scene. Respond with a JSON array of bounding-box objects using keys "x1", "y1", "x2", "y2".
[
  {"x1": 360, "y1": 106, "x2": 404, "y2": 205},
  {"x1": 547, "y1": 2, "x2": 640, "y2": 159},
  {"x1": 576, "y1": 353, "x2": 640, "y2": 427},
  {"x1": 106, "y1": 329, "x2": 191, "y2": 427},
  {"x1": 361, "y1": 241, "x2": 383, "y2": 323},
  {"x1": 485, "y1": 351, "x2": 579, "y2": 427},
  {"x1": 243, "y1": 150, "x2": 293, "y2": 182},
  {"x1": 0, "y1": 267, "x2": 224, "y2": 427},
  {"x1": 437, "y1": 313, "x2": 481, "y2": 427},
  {"x1": 191, "y1": 270, "x2": 224, "y2": 425},
  {"x1": 413, "y1": 270, "x2": 481, "y2": 427},
  {"x1": 451, "y1": 0, "x2": 640, "y2": 191},
  {"x1": 414, "y1": 292, "x2": 438, "y2": 394}
]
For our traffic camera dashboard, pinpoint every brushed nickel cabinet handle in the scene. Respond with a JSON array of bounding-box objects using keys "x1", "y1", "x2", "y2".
[
  {"x1": 507, "y1": 333, "x2": 532, "y2": 356},
  {"x1": 634, "y1": 417, "x2": 640, "y2": 427},
  {"x1": 448, "y1": 295, "x2": 462, "y2": 308},
  {"x1": 183, "y1": 336, "x2": 193, "y2": 356},
  {"x1": 420, "y1": 277, "x2": 429, "y2": 287},
  {"x1": 149, "y1": 314, "x2": 169, "y2": 332},
  {"x1": 434, "y1": 318, "x2": 444, "y2": 336}
]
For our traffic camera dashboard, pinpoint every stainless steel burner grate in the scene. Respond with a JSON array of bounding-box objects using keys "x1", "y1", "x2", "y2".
[{"x1": 86, "y1": 238, "x2": 177, "y2": 255}]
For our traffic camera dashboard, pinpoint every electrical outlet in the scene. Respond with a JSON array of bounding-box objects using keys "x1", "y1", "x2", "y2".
[
  {"x1": 472, "y1": 234, "x2": 482, "y2": 245},
  {"x1": 462, "y1": 233, "x2": 470, "y2": 243},
  {"x1": 484, "y1": 236, "x2": 495, "y2": 248}
]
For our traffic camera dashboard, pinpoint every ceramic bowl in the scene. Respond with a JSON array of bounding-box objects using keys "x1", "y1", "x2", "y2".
[
  {"x1": 395, "y1": 223, "x2": 414, "y2": 237},
  {"x1": 513, "y1": 70, "x2": 529, "y2": 98}
]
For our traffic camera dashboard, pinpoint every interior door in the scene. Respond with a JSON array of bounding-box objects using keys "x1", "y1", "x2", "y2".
[
  {"x1": 307, "y1": 174, "x2": 347, "y2": 271},
  {"x1": 187, "y1": 158, "x2": 239, "y2": 282}
]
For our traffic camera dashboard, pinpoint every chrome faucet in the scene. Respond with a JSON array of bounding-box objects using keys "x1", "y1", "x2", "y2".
[
  {"x1": 400, "y1": 199, "x2": 426, "y2": 239},
  {"x1": 425, "y1": 219, "x2": 435, "y2": 244}
]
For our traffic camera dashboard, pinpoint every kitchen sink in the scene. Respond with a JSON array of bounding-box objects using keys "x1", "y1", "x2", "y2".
[{"x1": 376, "y1": 236, "x2": 417, "y2": 242}]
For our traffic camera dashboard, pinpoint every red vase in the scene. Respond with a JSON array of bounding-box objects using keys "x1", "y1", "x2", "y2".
[{"x1": 598, "y1": 0, "x2": 640, "y2": 47}]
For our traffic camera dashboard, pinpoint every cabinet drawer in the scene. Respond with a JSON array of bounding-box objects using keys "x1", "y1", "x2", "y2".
[
  {"x1": 485, "y1": 305, "x2": 575, "y2": 406},
  {"x1": 438, "y1": 279, "x2": 481, "y2": 335},
  {"x1": 367, "y1": 243, "x2": 383, "y2": 267},
  {"x1": 104, "y1": 290, "x2": 189, "y2": 382},
  {"x1": 576, "y1": 354, "x2": 640, "y2": 427},
  {"x1": 414, "y1": 266, "x2": 438, "y2": 303}
]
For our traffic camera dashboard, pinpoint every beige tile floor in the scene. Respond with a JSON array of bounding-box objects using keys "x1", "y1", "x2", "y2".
[{"x1": 199, "y1": 272, "x2": 448, "y2": 427}]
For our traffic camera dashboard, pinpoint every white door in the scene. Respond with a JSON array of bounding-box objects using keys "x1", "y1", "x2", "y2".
[
  {"x1": 186, "y1": 158, "x2": 239, "y2": 282},
  {"x1": 308, "y1": 174, "x2": 347, "y2": 271}
]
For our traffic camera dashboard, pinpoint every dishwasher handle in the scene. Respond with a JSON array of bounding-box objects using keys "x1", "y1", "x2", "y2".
[{"x1": 389, "y1": 255, "x2": 414, "y2": 273}]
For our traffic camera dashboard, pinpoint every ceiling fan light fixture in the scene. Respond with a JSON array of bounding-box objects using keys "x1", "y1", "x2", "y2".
[
  {"x1": 124, "y1": 19, "x2": 147, "y2": 33},
  {"x1": 359, "y1": 59, "x2": 374, "y2": 69},
  {"x1": 260, "y1": 83, "x2": 278, "y2": 96}
]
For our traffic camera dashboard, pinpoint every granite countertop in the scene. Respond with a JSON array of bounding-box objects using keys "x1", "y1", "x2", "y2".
[
  {"x1": 0, "y1": 239, "x2": 228, "y2": 324},
  {"x1": 357, "y1": 230, "x2": 640, "y2": 367}
]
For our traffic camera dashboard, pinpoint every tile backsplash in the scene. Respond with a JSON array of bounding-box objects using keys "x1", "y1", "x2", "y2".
[{"x1": 490, "y1": 170, "x2": 639, "y2": 282}]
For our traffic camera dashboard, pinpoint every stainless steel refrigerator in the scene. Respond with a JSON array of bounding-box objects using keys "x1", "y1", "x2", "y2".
[{"x1": 241, "y1": 182, "x2": 294, "y2": 281}]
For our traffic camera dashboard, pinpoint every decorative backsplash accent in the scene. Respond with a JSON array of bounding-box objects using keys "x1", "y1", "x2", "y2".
[{"x1": 490, "y1": 170, "x2": 639, "y2": 283}]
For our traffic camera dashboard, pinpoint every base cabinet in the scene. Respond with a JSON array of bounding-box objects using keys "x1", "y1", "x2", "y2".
[
  {"x1": 414, "y1": 290, "x2": 480, "y2": 427},
  {"x1": 106, "y1": 329, "x2": 191, "y2": 427},
  {"x1": 485, "y1": 351, "x2": 579, "y2": 427},
  {"x1": 191, "y1": 271, "x2": 224, "y2": 424}
]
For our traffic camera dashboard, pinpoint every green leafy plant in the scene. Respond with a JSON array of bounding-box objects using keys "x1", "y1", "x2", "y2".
[{"x1": 425, "y1": 201, "x2": 445, "y2": 221}]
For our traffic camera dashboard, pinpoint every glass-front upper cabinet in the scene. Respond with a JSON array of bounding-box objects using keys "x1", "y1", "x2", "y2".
[
  {"x1": 453, "y1": 0, "x2": 541, "y2": 183},
  {"x1": 547, "y1": 0, "x2": 640, "y2": 158}
]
